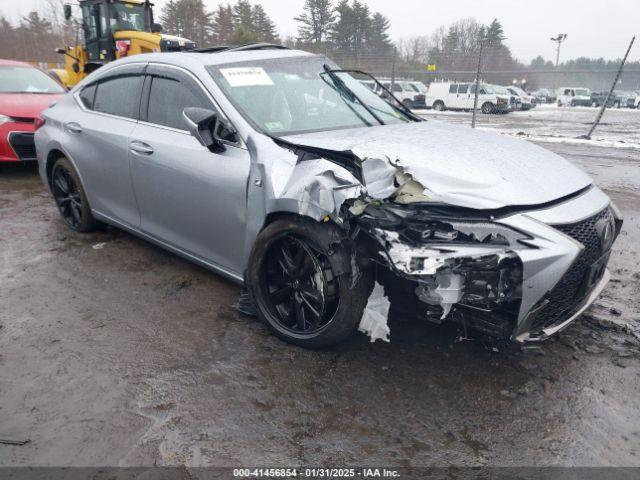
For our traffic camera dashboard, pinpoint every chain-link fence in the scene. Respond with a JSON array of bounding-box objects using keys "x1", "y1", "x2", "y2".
[{"x1": 321, "y1": 44, "x2": 640, "y2": 147}]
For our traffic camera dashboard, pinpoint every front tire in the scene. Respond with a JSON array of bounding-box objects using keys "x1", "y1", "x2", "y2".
[
  {"x1": 247, "y1": 217, "x2": 373, "y2": 348},
  {"x1": 50, "y1": 157, "x2": 98, "y2": 232},
  {"x1": 481, "y1": 102, "x2": 494, "y2": 114}
]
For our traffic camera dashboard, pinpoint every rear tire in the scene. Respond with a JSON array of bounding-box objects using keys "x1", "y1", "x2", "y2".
[
  {"x1": 432, "y1": 101, "x2": 445, "y2": 111},
  {"x1": 50, "y1": 157, "x2": 98, "y2": 232},
  {"x1": 402, "y1": 99, "x2": 414, "y2": 110},
  {"x1": 247, "y1": 217, "x2": 373, "y2": 348}
]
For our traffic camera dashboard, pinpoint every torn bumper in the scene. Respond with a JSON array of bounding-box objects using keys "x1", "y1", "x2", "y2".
[
  {"x1": 359, "y1": 186, "x2": 621, "y2": 342},
  {"x1": 514, "y1": 269, "x2": 610, "y2": 342}
]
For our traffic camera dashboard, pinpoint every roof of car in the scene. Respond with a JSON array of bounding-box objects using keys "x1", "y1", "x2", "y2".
[
  {"x1": 184, "y1": 47, "x2": 316, "y2": 65},
  {"x1": 0, "y1": 58, "x2": 34, "y2": 67}
]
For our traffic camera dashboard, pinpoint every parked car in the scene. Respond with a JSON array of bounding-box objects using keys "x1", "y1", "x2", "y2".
[
  {"x1": 0, "y1": 59, "x2": 65, "y2": 162},
  {"x1": 557, "y1": 87, "x2": 591, "y2": 107},
  {"x1": 426, "y1": 82, "x2": 514, "y2": 113},
  {"x1": 378, "y1": 79, "x2": 425, "y2": 109},
  {"x1": 531, "y1": 88, "x2": 556, "y2": 103},
  {"x1": 36, "y1": 46, "x2": 621, "y2": 347},
  {"x1": 506, "y1": 86, "x2": 536, "y2": 110},
  {"x1": 614, "y1": 91, "x2": 636, "y2": 108},
  {"x1": 408, "y1": 81, "x2": 428, "y2": 108},
  {"x1": 590, "y1": 91, "x2": 618, "y2": 108}
]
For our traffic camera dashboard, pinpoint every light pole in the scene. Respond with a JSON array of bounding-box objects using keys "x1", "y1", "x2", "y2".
[{"x1": 550, "y1": 34, "x2": 568, "y2": 67}]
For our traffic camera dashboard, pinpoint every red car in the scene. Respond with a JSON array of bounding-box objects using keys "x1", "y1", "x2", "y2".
[{"x1": 0, "y1": 59, "x2": 65, "y2": 162}]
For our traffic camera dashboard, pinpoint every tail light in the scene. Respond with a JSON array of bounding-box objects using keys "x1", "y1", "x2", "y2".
[{"x1": 34, "y1": 116, "x2": 46, "y2": 130}]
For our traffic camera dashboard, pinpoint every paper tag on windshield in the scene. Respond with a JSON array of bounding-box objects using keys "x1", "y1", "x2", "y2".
[{"x1": 221, "y1": 67, "x2": 273, "y2": 87}]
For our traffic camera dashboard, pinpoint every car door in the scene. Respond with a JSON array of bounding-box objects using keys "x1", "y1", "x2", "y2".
[
  {"x1": 447, "y1": 84, "x2": 460, "y2": 108},
  {"x1": 129, "y1": 64, "x2": 251, "y2": 275},
  {"x1": 457, "y1": 84, "x2": 473, "y2": 108},
  {"x1": 68, "y1": 63, "x2": 145, "y2": 227}
]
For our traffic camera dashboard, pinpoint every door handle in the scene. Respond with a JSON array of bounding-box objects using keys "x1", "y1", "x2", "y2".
[
  {"x1": 129, "y1": 140, "x2": 154, "y2": 155},
  {"x1": 64, "y1": 122, "x2": 82, "y2": 134}
]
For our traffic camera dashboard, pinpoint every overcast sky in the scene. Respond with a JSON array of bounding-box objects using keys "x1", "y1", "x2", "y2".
[{"x1": 3, "y1": 0, "x2": 638, "y2": 63}]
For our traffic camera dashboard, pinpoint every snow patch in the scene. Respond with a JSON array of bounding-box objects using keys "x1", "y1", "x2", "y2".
[{"x1": 359, "y1": 282, "x2": 391, "y2": 343}]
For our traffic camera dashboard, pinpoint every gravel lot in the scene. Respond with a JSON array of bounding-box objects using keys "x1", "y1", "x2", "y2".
[{"x1": 1, "y1": 109, "x2": 639, "y2": 468}]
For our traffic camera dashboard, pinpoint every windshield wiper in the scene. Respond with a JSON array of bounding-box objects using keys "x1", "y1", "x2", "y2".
[{"x1": 321, "y1": 64, "x2": 385, "y2": 126}]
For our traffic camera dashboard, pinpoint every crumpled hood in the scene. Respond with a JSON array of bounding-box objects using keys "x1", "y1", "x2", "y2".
[{"x1": 281, "y1": 121, "x2": 592, "y2": 210}]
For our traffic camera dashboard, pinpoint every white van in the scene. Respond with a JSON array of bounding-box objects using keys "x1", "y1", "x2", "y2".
[
  {"x1": 426, "y1": 82, "x2": 514, "y2": 113},
  {"x1": 556, "y1": 87, "x2": 591, "y2": 107},
  {"x1": 377, "y1": 80, "x2": 425, "y2": 109}
]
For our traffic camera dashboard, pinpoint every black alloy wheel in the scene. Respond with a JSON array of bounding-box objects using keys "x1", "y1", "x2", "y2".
[
  {"x1": 247, "y1": 217, "x2": 373, "y2": 348},
  {"x1": 50, "y1": 157, "x2": 98, "y2": 232},
  {"x1": 52, "y1": 164, "x2": 83, "y2": 228},
  {"x1": 260, "y1": 234, "x2": 337, "y2": 336}
]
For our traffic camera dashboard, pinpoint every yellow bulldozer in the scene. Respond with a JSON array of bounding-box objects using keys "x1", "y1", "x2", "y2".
[{"x1": 51, "y1": 0, "x2": 197, "y2": 88}]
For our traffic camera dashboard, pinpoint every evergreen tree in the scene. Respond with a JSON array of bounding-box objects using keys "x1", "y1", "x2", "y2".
[
  {"x1": 368, "y1": 12, "x2": 392, "y2": 51},
  {"x1": 211, "y1": 4, "x2": 234, "y2": 45},
  {"x1": 232, "y1": 0, "x2": 254, "y2": 31},
  {"x1": 229, "y1": 24, "x2": 261, "y2": 45},
  {"x1": 330, "y1": 0, "x2": 354, "y2": 51},
  {"x1": 159, "y1": 0, "x2": 212, "y2": 46},
  {"x1": 350, "y1": 0, "x2": 370, "y2": 54},
  {"x1": 252, "y1": 4, "x2": 279, "y2": 43},
  {"x1": 294, "y1": 0, "x2": 335, "y2": 45},
  {"x1": 485, "y1": 18, "x2": 505, "y2": 47}
]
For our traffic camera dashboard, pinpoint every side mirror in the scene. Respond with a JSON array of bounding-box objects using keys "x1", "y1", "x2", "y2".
[
  {"x1": 63, "y1": 4, "x2": 72, "y2": 20},
  {"x1": 151, "y1": 23, "x2": 163, "y2": 33},
  {"x1": 183, "y1": 107, "x2": 235, "y2": 153}
]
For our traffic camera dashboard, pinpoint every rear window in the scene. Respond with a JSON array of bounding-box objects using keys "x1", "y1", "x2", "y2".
[
  {"x1": 79, "y1": 84, "x2": 97, "y2": 109},
  {"x1": 93, "y1": 75, "x2": 143, "y2": 119}
]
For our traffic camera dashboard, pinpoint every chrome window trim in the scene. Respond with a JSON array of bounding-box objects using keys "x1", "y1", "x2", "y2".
[
  {"x1": 72, "y1": 61, "x2": 246, "y2": 149},
  {"x1": 72, "y1": 62, "x2": 146, "y2": 123}
]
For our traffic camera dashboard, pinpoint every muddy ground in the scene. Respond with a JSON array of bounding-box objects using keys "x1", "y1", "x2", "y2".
[{"x1": 0, "y1": 139, "x2": 639, "y2": 468}]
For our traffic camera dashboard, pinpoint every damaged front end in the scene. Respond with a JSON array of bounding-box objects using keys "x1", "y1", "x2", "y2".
[
  {"x1": 268, "y1": 135, "x2": 620, "y2": 344},
  {"x1": 350, "y1": 202, "x2": 526, "y2": 339}
]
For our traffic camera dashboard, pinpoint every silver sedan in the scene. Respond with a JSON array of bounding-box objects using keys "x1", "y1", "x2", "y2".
[{"x1": 35, "y1": 46, "x2": 622, "y2": 348}]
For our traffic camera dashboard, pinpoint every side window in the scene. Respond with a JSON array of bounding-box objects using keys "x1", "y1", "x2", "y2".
[
  {"x1": 392, "y1": 84, "x2": 402, "y2": 92},
  {"x1": 147, "y1": 76, "x2": 210, "y2": 131},
  {"x1": 79, "y1": 83, "x2": 97, "y2": 109},
  {"x1": 82, "y1": 5, "x2": 97, "y2": 41},
  {"x1": 449, "y1": 84, "x2": 457, "y2": 94},
  {"x1": 564, "y1": 89, "x2": 571, "y2": 95},
  {"x1": 93, "y1": 74, "x2": 143, "y2": 119},
  {"x1": 458, "y1": 85, "x2": 469, "y2": 94}
]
